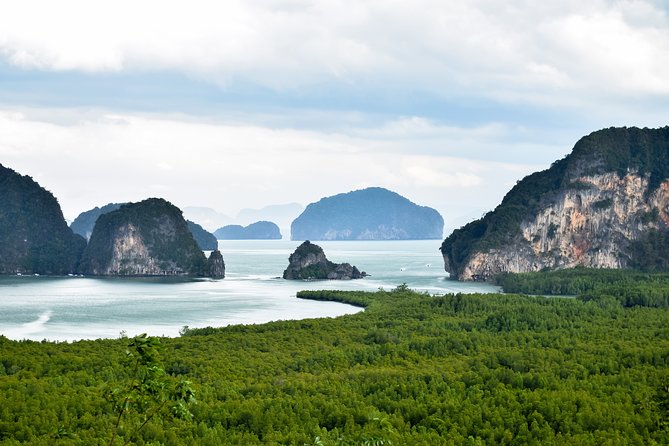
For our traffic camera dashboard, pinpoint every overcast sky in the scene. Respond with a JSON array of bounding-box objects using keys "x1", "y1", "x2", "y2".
[{"x1": 1, "y1": 0, "x2": 668, "y2": 232}]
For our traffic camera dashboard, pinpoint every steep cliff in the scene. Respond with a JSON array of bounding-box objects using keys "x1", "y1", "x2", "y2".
[
  {"x1": 214, "y1": 221, "x2": 282, "y2": 240},
  {"x1": 71, "y1": 202, "x2": 217, "y2": 250},
  {"x1": 283, "y1": 241, "x2": 367, "y2": 280},
  {"x1": 0, "y1": 164, "x2": 86, "y2": 275},
  {"x1": 79, "y1": 198, "x2": 224, "y2": 277},
  {"x1": 291, "y1": 187, "x2": 443, "y2": 240},
  {"x1": 441, "y1": 126, "x2": 669, "y2": 280}
]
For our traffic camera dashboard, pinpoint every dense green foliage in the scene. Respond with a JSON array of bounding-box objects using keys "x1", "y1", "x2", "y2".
[
  {"x1": 1, "y1": 288, "x2": 668, "y2": 444},
  {"x1": 186, "y1": 221, "x2": 218, "y2": 250},
  {"x1": 291, "y1": 187, "x2": 444, "y2": 241},
  {"x1": 0, "y1": 164, "x2": 86, "y2": 275},
  {"x1": 106, "y1": 334, "x2": 196, "y2": 445},
  {"x1": 497, "y1": 268, "x2": 669, "y2": 295},
  {"x1": 441, "y1": 126, "x2": 669, "y2": 277},
  {"x1": 79, "y1": 198, "x2": 208, "y2": 276},
  {"x1": 214, "y1": 221, "x2": 282, "y2": 240},
  {"x1": 498, "y1": 268, "x2": 669, "y2": 308},
  {"x1": 70, "y1": 203, "x2": 124, "y2": 240}
]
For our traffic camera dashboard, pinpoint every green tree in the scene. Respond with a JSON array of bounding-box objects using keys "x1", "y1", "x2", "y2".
[{"x1": 106, "y1": 334, "x2": 196, "y2": 445}]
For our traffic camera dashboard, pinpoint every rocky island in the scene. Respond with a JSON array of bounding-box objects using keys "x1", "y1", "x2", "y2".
[
  {"x1": 78, "y1": 198, "x2": 224, "y2": 278},
  {"x1": 72, "y1": 203, "x2": 218, "y2": 250},
  {"x1": 0, "y1": 164, "x2": 86, "y2": 275},
  {"x1": 290, "y1": 187, "x2": 443, "y2": 241},
  {"x1": 441, "y1": 126, "x2": 669, "y2": 280},
  {"x1": 214, "y1": 221, "x2": 281, "y2": 240},
  {"x1": 283, "y1": 241, "x2": 367, "y2": 280}
]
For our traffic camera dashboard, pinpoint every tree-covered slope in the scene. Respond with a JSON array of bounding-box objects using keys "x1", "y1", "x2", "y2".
[
  {"x1": 0, "y1": 289, "x2": 667, "y2": 444},
  {"x1": 441, "y1": 126, "x2": 669, "y2": 280},
  {"x1": 78, "y1": 198, "x2": 213, "y2": 276},
  {"x1": 0, "y1": 164, "x2": 86, "y2": 275},
  {"x1": 291, "y1": 187, "x2": 443, "y2": 240}
]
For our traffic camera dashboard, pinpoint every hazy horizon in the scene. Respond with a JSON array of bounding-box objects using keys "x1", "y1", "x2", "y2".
[{"x1": 2, "y1": 1, "x2": 668, "y2": 233}]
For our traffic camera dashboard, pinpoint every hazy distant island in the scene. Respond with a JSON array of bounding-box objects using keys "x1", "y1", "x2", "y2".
[
  {"x1": 0, "y1": 164, "x2": 86, "y2": 275},
  {"x1": 290, "y1": 187, "x2": 444, "y2": 241},
  {"x1": 186, "y1": 221, "x2": 219, "y2": 250},
  {"x1": 72, "y1": 203, "x2": 218, "y2": 250},
  {"x1": 214, "y1": 221, "x2": 282, "y2": 240},
  {"x1": 283, "y1": 240, "x2": 367, "y2": 280},
  {"x1": 79, "y1": 198, "x2": 224, "y2": 278},
  {"x1": 70, "y1": 203, "x2": 124, "y2": 240},
  {"x1": 442, "y1": 126, "x2": 669, "y2": 281}
]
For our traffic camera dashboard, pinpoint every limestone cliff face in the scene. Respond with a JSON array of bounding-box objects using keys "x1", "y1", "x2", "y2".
[
  {"x1": 441, "y1": 126, "x2": 669, "y2": 280},
  {"x1": 103, "y1": 222, "x2": 184, "y2": 275},
  {"x1": 79, "y1": 198, "x2": 224, "y2": 277}
]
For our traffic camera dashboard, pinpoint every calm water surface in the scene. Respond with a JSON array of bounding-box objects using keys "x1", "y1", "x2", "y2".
[{"x1": 0, "y1": 240, "x2": 499, "y2": 341}]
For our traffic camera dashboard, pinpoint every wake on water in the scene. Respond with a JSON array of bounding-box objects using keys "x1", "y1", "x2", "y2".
[{"x1": 5, "y1": 310, "x2": 52, "y2": 339}]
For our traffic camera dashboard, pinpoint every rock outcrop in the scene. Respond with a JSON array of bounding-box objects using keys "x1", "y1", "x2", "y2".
[
  {"x1": 0, "y1": 164, "x2": 86, "y2": 275},
  {"x1": 79, "y1": 198, "x2": 224, "y2": 277},
  {"x1": 291, "y1": 187, "x2": 443, "y2": 240},
  {"x1": 441, "y1": 126, "x2": 669, "y2": 280},
  {"x1": 214, "y1": 221, "x2": 282, "y2": 240},
  {"x1": 205, "y1": 249, "x2": 226, "y2": 278},
  {"x1": 283, "y1": 241, "x2": 367, "y2": 280}
]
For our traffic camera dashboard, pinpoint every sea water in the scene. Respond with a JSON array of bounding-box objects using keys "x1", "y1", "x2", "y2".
[{"x1": 0, "y1": 240, "x2": 499, "y2": 342}]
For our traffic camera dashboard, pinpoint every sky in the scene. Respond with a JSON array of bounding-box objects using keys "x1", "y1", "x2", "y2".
[{"x1": 1, "y1": 0, "x2": 668, "y2": 233}]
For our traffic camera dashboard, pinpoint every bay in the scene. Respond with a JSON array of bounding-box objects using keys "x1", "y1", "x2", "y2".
[{"x1": 0, "y1": 240, "x2": 499, "y2": 342}]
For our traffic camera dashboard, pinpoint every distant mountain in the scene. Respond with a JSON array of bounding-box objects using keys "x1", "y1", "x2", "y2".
[
  {"x1": 182, "y1": 207, "x2": 234, "y2": 232},
  {"x1": 441, "y1": 126, "x2": 669, "y2": 280},
  {"x1": 0, "y1": 164, "x2": 86, "y2": 275},
  {"x1": 237, "y1": 203, "x2": 303, "y2": 237},
  {"x1": 72, "y1": 203, "x2": 217, "y2": 250},
  {"x1": 79, "y1": 198, "x2": 224, "y2": 277},
  {"x1": 214, "y1": 221, "x2": 281, "y2": 240},
  {"x1": 291, "y1": 187, "x2": 444, "y2": 241},
  {"x1": 71, "y1": 203, "x2": 124, "y2": 240}
]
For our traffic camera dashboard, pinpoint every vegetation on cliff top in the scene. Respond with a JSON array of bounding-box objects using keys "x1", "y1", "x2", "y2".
[
  {"x1": 0, "y1": 163, "x2": 86, "y2": 275},
  {"x1": 1, "y1": 288, "x2": 667, "y2": 444},
  {"x1": 441, "y1": 126, "x2": 669, "y2": 277}
]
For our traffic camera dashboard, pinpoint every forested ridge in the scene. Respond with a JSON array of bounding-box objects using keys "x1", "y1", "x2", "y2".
[{"x1": 1, "y1": 288, "x2": 668, "y2": 445}]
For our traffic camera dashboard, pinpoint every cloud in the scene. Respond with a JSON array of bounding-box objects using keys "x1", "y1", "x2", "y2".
[
  {"x1": 1, "y1": 0, "x2": 668, "y2": 105},
  {"x1": 0, "y1": 108, "x2": 543, "y2": 223}
]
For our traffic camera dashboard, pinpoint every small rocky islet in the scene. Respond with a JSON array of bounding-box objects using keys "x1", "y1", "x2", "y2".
[{"x1": 283, "y1": 240, "x2": 367, "y2": 280}]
